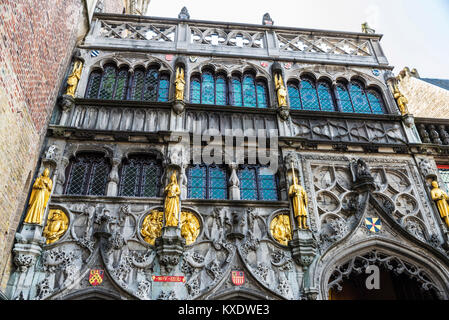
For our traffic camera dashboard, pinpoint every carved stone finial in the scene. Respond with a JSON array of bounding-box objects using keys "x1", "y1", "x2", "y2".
[
  {"x1": 361, "y1": 22, "x2": 375, "y2": 34},
  {"x1": 262, "y1": 13, "x2": 273, "y2": 25},
  {"x1": 178, "y1": 6, "x2": 190, "y2": 20}
]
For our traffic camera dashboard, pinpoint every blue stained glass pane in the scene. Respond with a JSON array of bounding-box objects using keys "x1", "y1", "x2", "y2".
[
  {"x1": 350, "y1": 83, "x2": 370, "y2": 113},
  {"x1": 258, "y1": 168, "x2": 278, "y2": 201},
  {"x1": 231, "y1": 78, "x2": 243, "y2": 106},
  {"x1": 210, "y1": 188, "x2": 227, "y2": 199},
  {"x1": 189, "y1": 166, "x2": 206, "y2": 199},
  {"x1": 256, "y1": 82, "x2": 268, "y2": 108},
  {"x1": 239, "y1": 167, "x2": 257, "y2": 200},
  {"x1": 337, "y1": 85, "x2": 353, "y2": 113},
  {"x1": 216, "y1": 77, "x2": 227, "y2": 106},
  {"x1": 367, "y1": 92, "x2": 384, "y2": 114},
  {"x1": 261, "y1": 189, "x2": 278, "y2": 201},
  {"x1": 201, "y1": 73, "x2": 215, "y2": 105},
  {"x1": 157, "y1": 77, "x2": 169, "y2": 102},
  {"x1": 317, "y1": 83, "x2": 335, "y2": 111},
  {"x1": 288, "y1": 84, "x2": 301, "y2": 110},
  {"x1": 300, "y1": 80, "x2": 320, "y2": 111},
  {"x1": 242, "y1": 75, "x2": 257, "y2": 107},
  {"x1": 209, "y1": 166, "x2": 227, "y2": 200},
  {"x1": 190, "y1": 78, "x2": 201, "y2": 104}
]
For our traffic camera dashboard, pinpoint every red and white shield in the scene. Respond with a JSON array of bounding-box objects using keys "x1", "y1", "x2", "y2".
[
  {"x1": 231, "y1": 271, "x2": 245, "y2": 286},
  {"x1": 89, "y1": 269, "x2": 104, "y2": 286}
]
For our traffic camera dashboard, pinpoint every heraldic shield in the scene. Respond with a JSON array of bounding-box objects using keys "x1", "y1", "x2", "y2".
[
  {"x1": 231, "y1": 271, "x2": 245, "y2": 286},
  {"x1": 89, "y1": 269, "x2": 104, "y2": 286}
]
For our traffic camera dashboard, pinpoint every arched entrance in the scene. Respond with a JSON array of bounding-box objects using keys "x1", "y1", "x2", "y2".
[{"x1": 326, "y1": 249, "x2": 444, "y2": 300}]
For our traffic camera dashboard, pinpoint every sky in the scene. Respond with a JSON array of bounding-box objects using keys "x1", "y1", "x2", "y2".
[{"x1": 146, "y1": 0, "x2": 449, "y2": 79}]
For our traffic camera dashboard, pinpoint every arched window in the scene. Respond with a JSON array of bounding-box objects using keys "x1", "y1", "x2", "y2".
[
  {"x1": 238, "y1": 165, "x2": 279, "y2": 201},
  {"x1": 288, "y1": 78, "x2": 336, "y2": 112},
  {"x1": 230, "y1": 76, "x2": 243, "y2": 107},
  {"x1": 85, "y1": 64, "x2": 170, "y2": 102},
  {"x1": 119, "y1": 155, "x2": 162, "y2": 198},
  {"x1": 336, "y1": 81, "x2": 385, "y2": 114},
  {"x1": 201, "y1": 71, "x2": 215, "y2": 105},
  {"x1": 317, "y1": 81, "x2": 336, "y2": 111},
  {"x1": 287, "y1": 82, "x2": 301, "y2": 110},
  {"x1": 215, "y1": 75, "x2": 227, "y2": 105},
  {"x1": 65, "y1": 153, "x2": 110, "y2": 196},
  {"x1": 256, "y1": 80, "x2": 269, "y2": 108},
  {"x1": 300, "y1": 78, "x2": 320, "y2": 111},
  {"x1": 187, "y1": 164, "x2": 228, "y2": 200},
  {"x1": 190, "y1": 76, "x2": 201, "y2": 104},
  {"x1": 242, "y1": 74, "x2": 257, "y2": 107}
]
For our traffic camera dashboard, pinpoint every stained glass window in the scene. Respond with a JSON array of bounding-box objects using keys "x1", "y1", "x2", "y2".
[
  {"x1": 349, "y1": 82, "x2": 371, "y2": 114},
  {"x1": 113, "y1": 68, "x2": 129, "y2": 100},
  {"x1": 317, "y1": 82, "x2": 336, "y2": 111},
  {"x1": 288, "y1": 83, "x2": 302, "y2": 110},
  {"x1": 85, "y1": 71, "x2": 102, "y2": 99},
  {"x1": 98, "y1": 65, "x2": 117, "y2": 100},
  {"x1": 65, "y1": 153, "x2": 110, "y2": 196},
  {"x1": 242, "y1": 74, "x2": 257, "y2": 107},
  {"x1": 336, "y1": 84, "x2": 354, "y2": 113},
  {"x1": 158, "y1": 75, "x2": 170, "y2": 102},
  {"x1": 300, "y1": 79, "x2": 320, "y2": 111},
  {"x1": 367, "y1": 91, "x2": 384, "y2": 114},
  {"x1": 143, "y1": 69, "x2": 159, "y2": 102},
  {"x1": 119, "y1": 155, "x2": 162, "y2": 198},
  {"x1": 238, "y1": 165, "x2": 278, "y2": 201},
  {"x1": 201, "y1": 72, "x2": 215, "y2": 105},
  {"x1": 216, "y1": 76, "x2": 227, "y2": 105},
  {"x1": 231, "y1": 77, "x2": 243, "y2": 106},
  {"x1": 130, "y1": 69, "x2": 146, "y2": 100},
  {"x1": 190, "y1": 77, "x2": 201, "y2": 104},
  {"x1": 187, "y1": 164, "x2": 227, "y2": 200},
  {"x1": 256, "y1": 81, "x2": 268, "y2": 108}
]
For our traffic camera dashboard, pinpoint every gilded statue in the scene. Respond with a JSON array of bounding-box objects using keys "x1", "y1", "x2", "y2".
[
  {"x1": 164, "y1": 173, "x2": 181, "y2": 227},
  {"x1": 141, "y1": 210, "x2": 164, "y2": 245},
  {"x1": 431, "y1": 181, "x2": 449, "y2": 228},
  {"x1": 66, "y1": 60, "x2": 83, "y2": 97},
  {"x1": 43, "y1": 209, "x2": 69, "y2": 244},
  {"x1": 175, "y1": 67, "x2": 185, "y2": 101},
  {"x1": 24, "y1": 168, "x2": 53, "y2": 225},
  {"x1": 181, "y1": 212, "x2": 200, "y2": 245},
  {"x1": 288, "y1": 164, "x2": 309, "y2": 229},
  {"x1": 393, "y1": 83, "x2": 409, "y2": 115},
  {"x1": 270, "y1": 214, "x2": 292, "y2": 246},
  {"x1": 274, "y1": 73, "x2": 288, "y2": 107}
]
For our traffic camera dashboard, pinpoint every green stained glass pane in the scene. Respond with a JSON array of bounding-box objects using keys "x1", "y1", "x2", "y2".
[
  {"x1": 113, "y1": 69, "x2": 129, "y2": 100},
  {"x1": 98, "y1": 66, "x2": 117, "y2": 100},
  {"x1": 209, "y1": 166, "x2": 227, "y2": 200},
  {"x1": 131, "y1": 70, "x2": 145, "y2": 100}
]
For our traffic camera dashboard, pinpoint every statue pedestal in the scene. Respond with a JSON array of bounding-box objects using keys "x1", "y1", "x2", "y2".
[{"x1": 155, "y1": 227, "x2": 185, "y2": 275}]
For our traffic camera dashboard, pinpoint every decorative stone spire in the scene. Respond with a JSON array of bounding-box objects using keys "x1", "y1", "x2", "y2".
[
  {"x1": 124, "y1": 0, "x2": 151, "y2": 15},
  {"x1": 262, "y1": 13, "x2": 273, "y2": 25},
  {"x1": 178, "y1": 6, "x2": 190, "y2": 20}
]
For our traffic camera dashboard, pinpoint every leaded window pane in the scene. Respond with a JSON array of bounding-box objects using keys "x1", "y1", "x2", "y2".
[
  {"x1": 190, "y1": 77, "x2": 201, "y2": 104},
  {"x1": 256, "y1": 81, "x2": 268, "y2": 108},
  {"x1": 120, "y1": 165, "x2": 139, "y2": 197},
  {"x1": 300, "y1": 79, "x2": 320, "y2": 111},
  {"x1": 85, "y1": 71, "x2": 102, "y2": 99},
  {"x1": 113, "y1": 69, "x2": 129, "y2": 100},
  {"x1": 258, "y1": 167, "x2": 278, "y2": 201},
  {"x1": 88, "y1": 163, "x2": 109, "y2": 196},
  {"x1": 349, "y1": 82, "x2": 370, "y2": 114},
  {"x1": 65, "y1": 154, "x2": 109, "y2": 196},
  {"x1": 201, "y1": 72, "x2": 215, "y2": 105},
  {"x1": 158, "y1": 75, "x2": 169, "y2": 102},
  {"x1": 188, "y1": 165, "x2": 207, "y2": 199},
  {"x1": 209, "y1": 166, "x2": 227, "y2": 200},
  {"x1": 66, "y1": 163, "x2": 88, "y2": 195},
  {"x1": 239, "y1": 167, "x2": 258, "y2": 200},
  {"x1": 143, "y1": 69, "x2": 159, "y2": 101},
  {"x1": 119, "y1": 157, "x2": 161, "y2": 198},
  {"x1": 367, "y1": 91, "x2": 384, "y2": 114},
  {"x1": 98, "y1": 65, "x2": 117, "y2": 100},
  {"x1": 131, "y1": 70, "x2": 145, "y2": 100},
  {"x1": 231, "y1": 78, "x2": 243, "y2": 106},
  {"x1": 439, "y1": 168, "x2": 449, "y2": 191},
  {"x1": 336, "y1": 84, "x2": 353, "y2": 113},
  {"x1": 141, "y1": 164, "x2": 160, "y2": 197},
  {"x1": 242, "y1": 74, "x2": 257, "y2": 107},
  {"x1": 317, "y1": 82, "x2": 335, "y2": 111},
  {"x1": 216, "y1": 76, "x2": 227, "y2": 106},
  {"x1": 288, "y1": 84, "x2": 301, "y2": 110}
]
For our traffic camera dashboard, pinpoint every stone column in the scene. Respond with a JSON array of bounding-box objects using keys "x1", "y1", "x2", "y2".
[{"x1": 106, "y1": 158, "x2": 121, "y2": 197}]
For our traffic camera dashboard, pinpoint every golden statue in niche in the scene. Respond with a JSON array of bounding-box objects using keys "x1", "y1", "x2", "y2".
[
  {"x1": 24, "y1": 168, "x2": 53, "y2": 225},
  {"x1": 274, "y1": 73, "x2": 288, "y2": 107},
  {"x1": 65, "y1": 60, "x2": 83, "y2": 97},
  {"x1": 181, "y1": 211, "x2": 200, "y2": 245},
  {"x1": 288, "y1": 164, "x2": 309, "y2": 230},
  {"x1": 270, "y1": 214, "x2": 292, "y2": 246},
  {"x1": 141, "y1": 210, "x2": 164, "y2": 245},
  {"x1": 43, "y1": 209, "x2": 69, "y2": 244},
  {"x1": 431, "y1": 181, "x2": 449, "y2": 228},
  {"x1": 175, "y1": 67, "x2": 186, "y2": 101},
  {"x1": 164, "y1": 173, "x2": 181, "y2": 227},
  {"x1": 393, "y1": 83, "x2": 409, "y2": 115}
]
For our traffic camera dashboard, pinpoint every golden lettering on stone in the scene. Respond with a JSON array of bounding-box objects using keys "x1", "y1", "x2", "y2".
[
  {"x1": 175, "y1": 67, "x2": 185, "y2": 101},
  {"x1": 270, "y1": 214, "x2": 292, "y2": 246},
  {"x1": 24, "y1": 168, "x2": 53, "y2": 225},
  {"x1": 65, "y1": 60, "x2": 83, "y2": 97},
  {"x1": 393, "y1": 83, "x2": 409, "y2": 115},
  {"x1": 141, "y1": 210, "x2": 200, "y2": 245},
  {"x1": 431, "y1": 181, "x2": 449, "y2": 228},
  {"x1": 181, "y1": 211, "x2": 200, "y2": 245},
  {"x1": 289, "y1": 163, "x2": 309, "y2": 230},
  {"x1": 274, "y1": 73, "x2": 288, "y2": 107},
  {"x1": 141, "y1": 210, "x2": 164, "y2": 245},
  {"x1": 43, "y1": 209, "x2": 69, "y2": 244},
  {"x1": 164, "y1": 173, "x2": 181, "y2": 227}
]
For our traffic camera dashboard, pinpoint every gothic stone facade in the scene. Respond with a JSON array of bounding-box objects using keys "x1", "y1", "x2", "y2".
[{"x1": 5, "y1": 12, "x2": 449, "y2": 300}]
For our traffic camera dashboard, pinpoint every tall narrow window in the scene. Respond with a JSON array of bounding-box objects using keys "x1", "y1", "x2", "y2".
[
  {"x1": 188, "y1": 165, "x2": 207, "y2": 199},
  {"x1": 239, "y1": 166, "x2": 258, "y2": 200},
  {"x1": 349, "y1": 81, "x2": 371, "y2": 113},
  {"x1": 85, "y1": 70, "x2": 102, "y2": 99},
  {"x1": 242, "y1": 74, "x2": 257, "y2": 107},
  {"x1": 113, "y1": 68, "x2": 129, "y2": 100},
  {"x1": 256, "y1": 80, "x2": 268, "y2": 108},
  {"x1": 317, "y1": 82, "x2": 336, "y2": 111},
  {"x1": 65, "y1": 153, "x2": 110, "y2": 196},
  {"x1": 367, "y1": 90, "x2": 385, "y2": 114},
  {"x1": 216, "y1": 76, "x2": 227, "y2": 105},
  {"x1": 238, "y1": 165, "x2": 279, "y2": 201},
  {"x1": 143, "y1": 68, "x2": 159, "y2": 102},
  {"x1": 98, "y1": 65, "x2": 117, "y2": 100},
  {"x1": 187, "y1": 164, "x2": 228, "y2": 200},
  {"x1": 288, "y1": 83, "x2": 301, "y2": 110},
  {"x1": 336, "y1": 83, "x2": 354, "y2": 113},
  {"x1": 119, "y1": 155, "x2": 162, "y2": 198},
  {"x1": 230, "y1": 77, "x2": 243, "y2": 107},
  {"x1": 300, "y1": 79, "x2": 320, "y2": 111},
  {"x1": 158, "y1": 74, "x2": 170, "y2": 102},
  {"x1": 438, "y1": 165, "x2": 449, "y2": 191},
  {"x1": 201, "y1": 72, "x2": 215, "y2": 105},
  {"x1": 190, "y1": 76, "x2": 201, "y2": 104},
  {"x1": 130, "y1": 68, "x2": 146, "y2": 100}
]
